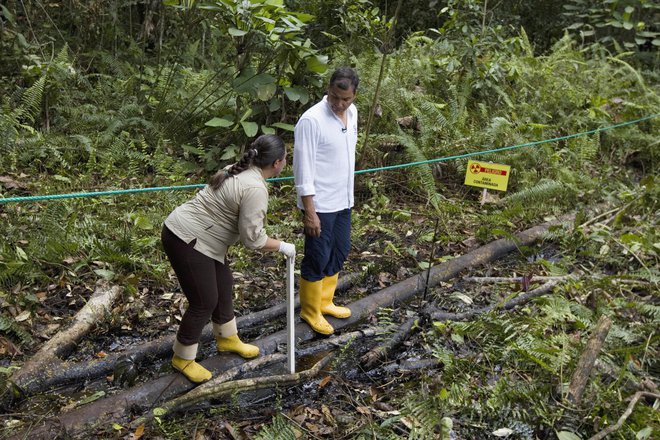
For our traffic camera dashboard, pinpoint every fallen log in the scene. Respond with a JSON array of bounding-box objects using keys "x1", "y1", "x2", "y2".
[
  {"x1": 462, "y1": 275, "x2": 575, "y2": 283},
  {"x1": 150, "y1": 351, "x2": 335, "y2": 421},
  {"x1": 142, "y1": 327, "x2": 379, "y2": 421},
  {"x1": 11, "y1": 217, "x2": 567, "y2": 438},
  {"x1": 9, "y1": 281, "x2": 123, "y2": 394},
  {"x1": 567, "y1": 315, "x2": 612, "y2": 406},
  {"x1": 360, "y1": 316, "x2": 417, "y2": 369},
  {"x1": 557, "y1": 315, "x2": 612, "y2": 436},
  {"x1": 8, "y1": 273, "x2": 361, "y2": 398},
  {"x1": 425, "y1": 279, "x2": 561, "y2": 321},
  {"x1": 379, "y1": 358, "x2": 442, "y2": 374}
]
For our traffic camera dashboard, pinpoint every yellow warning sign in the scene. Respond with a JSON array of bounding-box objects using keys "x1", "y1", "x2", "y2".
[{"x1": 464, "y1": 160, "x2": 511, "y2": 191}]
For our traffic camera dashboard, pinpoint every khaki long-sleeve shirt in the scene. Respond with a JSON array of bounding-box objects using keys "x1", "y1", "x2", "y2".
[{"x1": 164, "y1": 166, "x2": 269, "y2": 263}]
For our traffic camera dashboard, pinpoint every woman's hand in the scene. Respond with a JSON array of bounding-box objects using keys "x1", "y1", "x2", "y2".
[{"x1": 278, "y1": 241, "x2": 296, "y2": 258}]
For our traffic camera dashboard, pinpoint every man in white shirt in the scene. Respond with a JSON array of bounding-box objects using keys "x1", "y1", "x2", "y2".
[{"x1": 293, "y1": 67, "x2": 359, "y2": 334}]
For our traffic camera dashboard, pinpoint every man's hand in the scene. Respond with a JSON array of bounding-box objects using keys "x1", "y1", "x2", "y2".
[
  {"x1": 301, "y1": 195, "x2": 322, "y2": 238},
  {"x1": 303, "y1": 211, "x2": 322, "y2": 238}
]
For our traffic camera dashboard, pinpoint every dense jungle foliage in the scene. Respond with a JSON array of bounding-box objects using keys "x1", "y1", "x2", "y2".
[{"x1": 0, "y1": 1, "x2": 658, "y2": 439}]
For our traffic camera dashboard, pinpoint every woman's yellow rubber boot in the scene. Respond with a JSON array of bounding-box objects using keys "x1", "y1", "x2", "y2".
[
  {"x1": 320, "y1": 273, "x2": 351, "y2": 319},
  {"x1": 214, "y1": 317, "x2": 259, "y2": 358},
  {"x1": 172, "y1": 340, "x2": 212, "y2": 383},
  {"x1": 299, "y1": 278, "x2": 334, "y2": 335}
]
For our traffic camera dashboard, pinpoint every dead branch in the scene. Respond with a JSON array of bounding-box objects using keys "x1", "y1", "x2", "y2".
[
  {"x1": 137, "y1": 352, "x2": 335, "y2": 424},
  {"x1": 462, "y1": 275, "x2": 575, "y2": 283},
  {"x1": 9, "y1": 281, "x2": 122, "y2": 392},
  {"x1": 587, "y1": 392, "x2": 660, "y2": 440},
  {"x1": 426, "y1": 280, "x2": 561, "y2": 321},
  {"x1": 297, "y1": 327, "x2": 379, "y2": 357},
  {"x1": 9, "y1": 273, "x2": 361, "y2": 397},
  {"x1": 567, "y1": 315, "x2": 612, "y2": 406},
  {"x1": 360, "y1": 316, "x2": 417, "y2": 369},
  {"x1": 380, "y1": 358, "x2": 442, "y2": 374}
]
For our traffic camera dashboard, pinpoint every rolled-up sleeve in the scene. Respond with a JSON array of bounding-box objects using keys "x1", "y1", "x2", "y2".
[
  {"x1": 238, "y1": 187, "x2": 269, "y2": 250},
  {"x1": 293, "y1": 118, "x2": 318, "y2": 197}
]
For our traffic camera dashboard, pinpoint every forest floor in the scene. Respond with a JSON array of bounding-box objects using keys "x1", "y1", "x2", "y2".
[{"x1": 2, "y1": 186, "x2": 658, "y2": 439}]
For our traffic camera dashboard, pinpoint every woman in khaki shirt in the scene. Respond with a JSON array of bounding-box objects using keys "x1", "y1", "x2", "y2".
[{"x1": 162, "y1": 134, "x2": 295, "y2": 383}]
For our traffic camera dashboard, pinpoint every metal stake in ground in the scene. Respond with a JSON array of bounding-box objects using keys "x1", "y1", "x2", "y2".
[
  {"x1": 286, "y1": 256, "x2": 295, "y2": 373},
  {"x1": 423, "y1": 218, "x2": 440, "y2": 302}
]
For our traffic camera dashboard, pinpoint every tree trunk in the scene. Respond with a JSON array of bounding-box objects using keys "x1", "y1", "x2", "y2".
[
  {"x1": 9, "y1": 273, "x2": 361, "y2": 397},
  {"x1": 9, "y1": 281, "x2": 122, "y2": 393}
]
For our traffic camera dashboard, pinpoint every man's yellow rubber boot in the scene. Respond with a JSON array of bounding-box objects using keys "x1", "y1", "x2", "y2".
[
  {"x1": 214, "y1": 318, "x2": 259, "y2": 359},
  {"x1": 172, "y1": 341, "x2": 212, "y2": 383},
  {"x1": 321, "y1": 273, "x2": 351, "y2": 319},
  {"x1": 299, "y1": 278, "x2": 334, "y2": 335}
]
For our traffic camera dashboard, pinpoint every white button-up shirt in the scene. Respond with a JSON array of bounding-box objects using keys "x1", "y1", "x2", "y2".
[{"x1": 293, "y1": 96, "x2": 358, "y2": 213}]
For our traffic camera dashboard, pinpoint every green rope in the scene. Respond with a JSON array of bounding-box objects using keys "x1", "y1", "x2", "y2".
[{"x1": 1, "y1": 113, "x2": 657, "y2": 204}]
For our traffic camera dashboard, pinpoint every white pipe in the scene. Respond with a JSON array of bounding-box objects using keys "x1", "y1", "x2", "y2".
[{"x1": 286, "y1": 255, "x2": 295, "y2": 374}]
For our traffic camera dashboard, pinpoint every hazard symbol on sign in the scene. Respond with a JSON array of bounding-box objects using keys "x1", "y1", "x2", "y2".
[{"x1": 464, "y1": 160, "x2": 511, "y2": 191}]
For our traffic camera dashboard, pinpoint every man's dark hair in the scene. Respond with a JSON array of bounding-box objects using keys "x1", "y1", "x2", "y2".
[{"x1": 329, "y1": 67, "x2": 359, "y2": 93}]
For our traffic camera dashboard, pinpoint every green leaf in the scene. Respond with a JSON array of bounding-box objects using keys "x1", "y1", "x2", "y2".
[
  {"x1": 283, "y1": 86, "x2": 309, "y2": 104},
  {"x1": 228, "y1": 27, "x2": 248, "y2": 37},
  {"x1": 133, "y1": 215, "x2": 153, "y2": 230},
  {"x1": 16, "y1": 33, "x2": 31, "y2": 48},
  {"x1": 261, "y1": 126, "x2": 276, "y2": 135},
  {"x1": 78, "y1": 391, "x2": 106, "y2": 406},
  {"x1": 283, "y1": 87, "x2": 300, "y2": 101},
  {"x1": 256, "y1": 83, "x2": 277, "y2": 101},
  {"x1": 15, "y1": 246, "x2": 28, "y2": 261},
  {"x1": 652, "y1": 39, "x2": 660, "y2": 47},
  {"x1": 637, "y1": 427, "x2": 653, "y2": 440},
  {"x1": 271, "y1": 122, "x2": 295, "y2": 131},
  {"x1": 220, "y1": 144, "x2": 240, "y2": 160},
  {"x1": 94, "y1": 269, "x2": 116, "y2": 281},
  {"x1": 205, "y1": 117, "x2": 234, "y2": 128},
  {"x1": 1, "y1": 5, "x2": 16, "y2": 25},
  {"x1": 153, "y1": 407, "x2": 167, "y2": 416},
  {"x1": 233, "y1": 71, "x2": 275, "y2": 94},
  {"x1": 557, "y1": 431, "x2": 582, "y2": 440},
  {"x1": 240, "y1": 121, "x2": 259, "y2": 137},
  {"x1": 53, "y1": 174, "x2": 71, "y2": 183},
  {"x1": 623, "y1": 21, "x2": 634, "y2": 30},
  {"x1": 305, "y1": 55, "x2": 328, "y2": 73}
]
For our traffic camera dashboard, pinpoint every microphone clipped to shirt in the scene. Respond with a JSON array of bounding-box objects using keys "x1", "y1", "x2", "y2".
[{"x1": 341, "y1": 127, "x2": 347, "y2": 133}]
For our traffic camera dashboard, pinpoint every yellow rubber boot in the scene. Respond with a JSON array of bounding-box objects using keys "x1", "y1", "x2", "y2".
[
  {"x1": 321, "y1": 273, "x2": 351, "y2": 319},
  {"x1": 172, "y1": 341, "x2": 212, "y2": 383},
  {"x1": 214, "y1": 318, "x2": 259, "y2": 359},
  {"x1": 299, "y1": 278, "x2": 334, "y2": 335}
]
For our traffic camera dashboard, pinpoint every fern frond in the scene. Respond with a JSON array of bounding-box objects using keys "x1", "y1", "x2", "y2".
[
  {"x1": 17, "y1": 75, "x2": 46, "y2": 124},
  {"x1": 396, "y1": 131, "x2": 442, "y2": 211},
  {"x1": 254, "y1": 413, "x2": 296, "y2": 440},
  {"x1": 0, "y1": 314, "x2": 34, "y2": 345},
  {"x1": 403, "y1": 394, "x2": 446, "y2": 438},
  {"x1": 503, "y1": 179, "x2": 566, "y2": 207}
]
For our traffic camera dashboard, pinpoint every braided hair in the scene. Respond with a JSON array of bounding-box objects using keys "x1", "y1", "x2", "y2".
[{"x1": 209, "y1": 134, "x2": 286, "y2": 189}]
